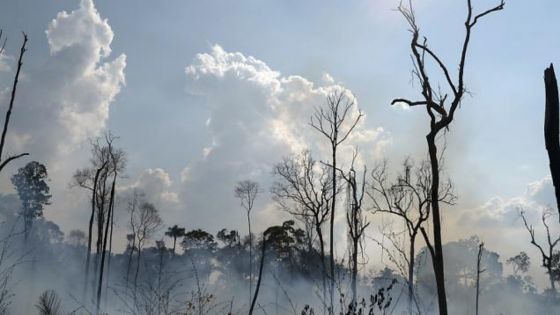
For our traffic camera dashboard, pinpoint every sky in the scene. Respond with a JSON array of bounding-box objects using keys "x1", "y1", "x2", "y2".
[{"x1": 0, "y1": 0, "x2": 560, "y2": 287}]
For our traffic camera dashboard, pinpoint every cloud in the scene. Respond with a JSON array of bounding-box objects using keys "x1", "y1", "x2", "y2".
[
  {"x1": 0, "y1": 0, "x2": 126, "y2": 241},
  {"x1": 458, "y1": 176, "x2": 557, "y2": 229},
  {"x1": 180, "y1": 45, "x2": 390, "y2": 231},
  {"x1": 3, "y1": 0, "x2": 126, "y2": 164},
  {"x1": 122, "y1": 168, "x2": 179, "y2": 207}
]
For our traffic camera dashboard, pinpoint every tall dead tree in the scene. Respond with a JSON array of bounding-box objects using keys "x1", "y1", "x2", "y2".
[
  {"x1": 234, "y1": 179, "x2": 259, "y2": 304},
  {"x1": 73, "y1": 132, "x2": 125, "y2": 305},
  {"x1": 392, "y1": 2, "x2": 504, "y2": 313},
  {"x1": 131, "y1": 201, "x2": 162, "y2": 293},
  {"x1": 520, "y1": 209, "x2": 560, "y2": 295},
  {"x1": 544, "y1": 65, "x2": 560, "y2": 219},
  {"x1": 369, "y1": 158, "x2": 455, "y2": 314},
  {"x1": 272, "y1": 151, "x2": 333, "y2": 311},
  {"x1": 310, "y1": 91, "x2": 362, "y2": 312},
  {"x1": 0, "y1": 32, "x2": 29, "y2": 174},
  {"x1": 337, "y1": 152, "x2": 369, "y2": 307}
]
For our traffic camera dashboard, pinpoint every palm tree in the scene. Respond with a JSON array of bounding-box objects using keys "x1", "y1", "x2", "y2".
[{"x1": 165, "y1": 225, "x2": 186, "y2": 255}]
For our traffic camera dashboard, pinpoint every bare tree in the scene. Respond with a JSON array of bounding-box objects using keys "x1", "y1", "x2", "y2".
[
  {"x1": 72, "y1": 132, "x2": 126, "y2": 304},
  {"x1": 234, "y1": 179, "x2": 259, "y2": 302},
  {"x1": 131, "y1": 200, "x2": 163, "y2": 292},
  {"x1": 520, "y1": 208, "x2": 560, "y2": 295},
  {"x1": 368, "y1": 158, "x2": 455, "y2": 313},
  {"x1": 310, "y1": 90, "x2": 363, "y2": 311},
  {"x1": 0, "y1": 32, "x2": 29, "y2": 175},
  {"x1": 335, "y1": 151, "x2": 369, "y2": 306},
  {"x1": 272, "y1": 151, "x2": 332, "y2": 310},
  {"x1": 391, "y1": 1, "x2": 504, "y2": 313}
]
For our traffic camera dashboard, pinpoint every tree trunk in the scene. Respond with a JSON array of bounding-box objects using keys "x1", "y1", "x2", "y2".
[
  {"x1": 96, "y1": 176, "x2": 116, "y2": 312},
  {"x1": 249, "y1": 235, "x2": 266, "y2": 315},
  {"x1": 475, "y1": 242, "x2": 484, "y2": 315},
  {"x1": 84, "y1": 165, "x2": 103, "y2": 300},
  {"x1": 105, "y1": 189, "x2": 115, "y2": 307},
  {"x1": 427, "y1": 132, "x2": 448, "y2": 315},
  {"x1": 126, "y1": 240, "x2": 135, "y2": 285},
  {"x1": 247, "y1": 212, "x2": 253, "y2": 306},
  {"x1": 351, "y1": 235, "x2": 358, "y2": 307},
  {"x1": 134, "y1": 241, "x2": 142, "y2": 294},
  {"x1": 329, "y1": 146, "x2": 336, "y2": 314},
  {"x1": 544, "y1": 64, "x2": 560, "y2": 218},
  {"x1": 408, "y1": 232, "x2": 416, "y2": 314},
  {"x1": 316, "y1": 218, "x2": 327, "y2": 313}
]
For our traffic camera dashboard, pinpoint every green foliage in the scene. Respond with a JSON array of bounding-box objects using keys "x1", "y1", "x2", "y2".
[
  {"x1": 182, "y1": 229, "x2": 217, "y2": 251},
  {"x1": 11, "y1": 161, "x2": 51, "y2": 234}
]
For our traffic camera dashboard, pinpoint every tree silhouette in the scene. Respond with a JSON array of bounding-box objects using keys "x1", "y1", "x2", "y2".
[
  {"x1": 234, "y1": 179, "x2": 259, "y2": 304},
  {"x1": 272, "y1": 150, "x2": 332, "y2": 310},
  {"x1": 0, "y1": 32, "x2": 29, "y2": 175},
  {"x1": 11, "y1": 161, "x2": 51, "y2": 239},
  {"x1": 520, "y1": 208, "x2": 560, "y2": 295},
  {"x1": 392, "y1": 1, "x2": 504, "y2": 313},
  {"x1": 544, "y1": 64, "x2": 560, "y2": 219},
  {"x1": 310, "y1": 90, "x2": 363, "y2": 312},
  {"x1": 165, "y1": 225, "x2": 186, "y2": 255}
]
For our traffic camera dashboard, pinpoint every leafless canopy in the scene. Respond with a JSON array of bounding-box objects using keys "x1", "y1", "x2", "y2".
[
  {"x1": 310, "y1": 90, "x2": 363, "y2": 152},
  {"x1": 520, "y1": 208, "x2": 560, "y2": 293},
  {"x1": 272, "y1": 151, "x2": 333, "y2": 230},
  {"x1": 393, "y1": 0, "x2": 505, "y2": 132},
  {"x1": 369, "y1": 159, "x2": 455, "y2": 257},
  {"x1": 234, "y1": 180, "x2": 260, "y2": 213}
]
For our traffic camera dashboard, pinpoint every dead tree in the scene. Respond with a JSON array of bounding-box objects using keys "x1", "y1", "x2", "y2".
[
  {"x1": 337, "y1": 152, "x2": 369, "y2": 307},
  {"x1": 368, "y1": 158, "x2": 455, "y2": 314},
  {"x1": 131, "y1": 201, "x2": 162, "y2": 293},
  {"x1": 96, "y1": 150, "x2": 119, "y2": 312},
  {"x1": 125, "y1": 190, "x2": 143, "y2": 284},
  {"x1": 520, "y1": 208, "x2": 560, "y2": 295},
  {"x1": 391, "y1": 1, "x2": 504, "y2": 313},
  {"x1": 544, "y1": 64, "x2": 560, "y2": 219},
  {"x1": 0, "y1": 32, "x2": 29, "y2": 174},
  {"x1": 272, "y1": 150, "x2": 333, "y2": 310},
  {"x1": 310, "y1": 90, "x2": 363, "y2": 312},
  {"x1": 72, "y1": 132, "x2": 125, "y2": 303},
  {"x1": 234, "y1": 179, "x2": 260, "y2": 303}
]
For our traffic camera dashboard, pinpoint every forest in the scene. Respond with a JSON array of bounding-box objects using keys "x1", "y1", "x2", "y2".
[{"x1": 0, "y1": 0, "x2": 559, "y2": 314}]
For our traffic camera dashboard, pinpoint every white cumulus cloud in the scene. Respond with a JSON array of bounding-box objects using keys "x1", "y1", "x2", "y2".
[{"x1": 180, "y1": 45, "x2": 389, "y2": 231}]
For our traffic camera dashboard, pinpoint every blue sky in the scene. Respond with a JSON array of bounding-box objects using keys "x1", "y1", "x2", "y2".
[{"x1": 1, "y1": 0, "x2": 560, "y2": 286}]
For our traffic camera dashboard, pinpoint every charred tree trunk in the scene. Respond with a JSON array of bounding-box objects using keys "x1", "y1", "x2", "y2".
[
  {"x1": 84, "y1": 164, "x2": 104, "y2": 299},
  {"x1": 475, "y1": 242, "x2": 484, "y2": 315},
  {"x1": 544, "y1": 64, "x2": 560, "y2": 219},
  {"x1": 247, "y1": 212, "x2": 253, "y2": 305},
  {"x1": 329, "y1": 147, "x2": 336, "y2": 314},
  {"x1": 408, "y1": 232, "x2": 417, "y2": 313},
  {"x1": 249, "y1": 235, "x2": 266, "y2": 315},
  {"x1": 316, "y1": 217, "x2": 327, "y2": 312},
  {"x1": 427, "y1": 132, "x2": 448, "y2": 315},
  {"x1": 350, "y1": 234, "x2": 358, "y2": 307},
  {"x1": 96, "y1": 175, "x2": 116, "y2": 312}
]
